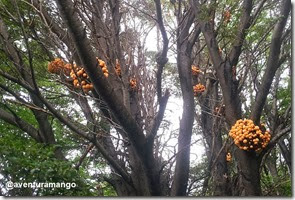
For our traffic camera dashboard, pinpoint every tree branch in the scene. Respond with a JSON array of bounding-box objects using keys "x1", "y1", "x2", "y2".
[
  {"x1": 154, "y1": 0, "x2": 169, "y2": 102},
  {"x1": 228, "y1": 0, "x2": 253, "y2": 67},
  {"x1": 74, "y1": 143, "x2": 94, "y2": 170},
  {"x1": 0, "y1": 107, "x2": 41, "y2": 142},
  {"x1": 145, "y1": 0, "x2": 170, "y2": 146},
  {"x1": 171, "y1": 3, "x2": 196, "y2": 196},
  {"x1": 250, "y1": 0, "x2": 291, "y2": 124},
  {"x1": 54, "y1": 0, "x2": 147, "y2": 158},
  {"x1": 147, "y1": 89, "x2": 169, "y2": 145},
  {"x1": 259, "y1": 125, "x2": 291, "y2": 161}
]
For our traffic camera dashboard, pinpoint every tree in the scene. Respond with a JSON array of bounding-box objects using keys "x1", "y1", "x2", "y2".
[{"x1": 0, "y1": 0, "x2": 291, "y2": 196}]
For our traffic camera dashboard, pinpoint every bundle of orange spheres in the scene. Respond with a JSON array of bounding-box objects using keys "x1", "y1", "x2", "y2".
[
  {"x1": 70, "y1": 66, "x2": 94, "y2": 93},
  {"x1": 48, "y1": 58, "x2": 71, "y2": 75},
  {"x1": 129, "y1": 78, "x2": 137, "y2": 89},
  {"x1": 115, "y1": 59, "x2": 121, "y2": 76},
  {"x1": 48, "y1": 57, "x2": 111, "y2": 93},
  {"x1": 193, "y1": 83, "x2": 205, "y2": 95},
  {"x1": 229, "y1": 119, "x2": 271, "y2": 152},
  {"x1": 96, "y1": 58, "x2": 109, "y2": 78},
  {"x1": 191, "y1": 65, "x2": 202, "y2": 76}
]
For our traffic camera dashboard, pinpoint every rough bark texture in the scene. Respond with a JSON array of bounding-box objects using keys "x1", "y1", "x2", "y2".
[
  {"x1": 171, "y1": 5, "x2": 197, "y2": 195},
  {"x1": 171, "y1": 53, "x2": 194, "y2": 196}
]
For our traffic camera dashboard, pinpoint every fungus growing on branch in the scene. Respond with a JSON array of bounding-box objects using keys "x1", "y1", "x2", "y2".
[
  {"x1": 218, "y1": 47, "x2": 223, "y2": 55},
  {"x1": 70, "y1": 66, "x2": 93, "y2": 93},
  {"x1": 96, "y1": 57, "x2": 109, "y2": 77},
  {"x1": 191, "y1": 65, "x2": 202, "y2": 76},
  {"x1": 226, "y1": 152, "x2": 232, "y2": 162},
  {"x1": 229, "y1": 119, "x2": 271, "y2": 152},
  {"x1": 214, "y1": 105, "x2": 225, "y2": 116},
  {"x1": 48, "y1": 58, "x2": 66, "y2": 74},
  {"x1": 129, "y1": 78, "x2": 137, "y2": 89},
  {"x1": 48, "y1": 57, "x2": 110, "y2": 93},
  {"x1": 115, "y1": 59, "x2": 121, "y2": 76},
  {"x1": 193, "y1": 83, "x2": 205, "y2": 95}
]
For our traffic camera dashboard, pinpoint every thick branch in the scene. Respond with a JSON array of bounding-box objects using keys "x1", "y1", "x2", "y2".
[
  {"x1": 145, "y1": 0, "x2": 170, "y2": 147},
  {"x1": 92, "y1": 139, "x2": 132, "y2": 185},
  {"x1": 278, "y1": 138, "x2": 291, "y2": 174},
  {"x1": 154, "y1": 0, "x2": 169, "y2": 102},
  {"x1": 250, "y1": 0, "x2": 291, "y2": 124},
  {"x1": 0, "y1": 108, "x2": 41, "y2": 142},
  {"x1": 259, "y1": 125, "x2": 291, "y2": 161},
  {"x1": 266, "y1": 126, "x2": 291, "y2": 152},
  {"x1": 147, "y1": 89, "x2": 169, "y2": 144},
  {"x1": 171, "y1": 5, "x2": 196, "y2": 196},
  {"x1": 0, "y1": 70, "x2": 35, "y2": 94},
  {"x1": 33, "y1": 88, "x2": 133, "y2": 185},
  {"x1": 54, "y1": 0, "x2": 147, "y2": 158},
  {"x1": 199, "y1": 21, "x2": 241, "y2": 125},
  {"x1": 251, "y1": 0, "x2": 267, "y2": 24},
  {"x1": 0, "y1": 18, "x2": 23, "y2": 72},
  {"x1": 228, "y1": 0, "x2": 253, "y2": 67},
  {"x1": 0, "y1": 15, "x2": 57, "y2": 144}
]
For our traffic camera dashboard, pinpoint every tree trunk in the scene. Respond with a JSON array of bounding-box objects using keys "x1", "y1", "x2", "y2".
[
  {"x1": 235, "y1": 151, "x2": 261, "y2": 195},
  {"x1": 171, "y1": 4, "x2": 197, "y2": 196},
  {"x1": 171, "y1": 51, "x2": 194, "y2": 196},
  {"x1": 198, "y1": 79, "x2": 230, "y2": 196}
]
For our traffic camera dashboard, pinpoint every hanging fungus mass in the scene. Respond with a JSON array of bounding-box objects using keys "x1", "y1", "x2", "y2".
[
  {"x1": 48, "y1": 58, "x2": 69, "y2": 74},
  {"x1": 70, "y1": 65, "x2": 93, "y2": 93},
  {"x1": 115, "y1": 59, "x2": 121, "y2": 76},
  {"x1": 129, "y1": 78, "x2": 137, "y2": 89},
  {"x1": 229, "y1": 119, "x2": 271, "y2": 152},
  {"x1": 96, "y1": 57, "x2": 109, "y2": 78},
  {"x1": 193, "y1": 83, "x2": 205, "y2": 95},
  {"x1": 191, "y1": 65, "x2": 202, "y2": 76},
  {"x1": 48, "y1": 57, "x2": 111, "y2": 94}
]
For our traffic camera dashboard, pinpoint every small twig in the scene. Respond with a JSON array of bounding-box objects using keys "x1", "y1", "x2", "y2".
[
  {"x1": 6, "y1": 99, "x2": 53, "y2": 115},
  {"x1": 74, "y1": 143, "x2": 94, "y2": 170}
]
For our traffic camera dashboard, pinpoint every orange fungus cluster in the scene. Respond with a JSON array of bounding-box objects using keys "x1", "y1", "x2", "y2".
[
  {"x1": 129, "y1": 78, "x2": 137, "y2": 89},
  {"x1": 48, "y1": 58, "x2": 71, "y2": 75},
  {"x1": 48, "y1": 57, "x2": 110, "y2": 93},
  {"x1": 226, "y1": 152, "x2": 232, "y2": 162},
  {"x1": 115, "y1": 59, "x2": 121, "y2": 76},
  {"x1": 96, "y1": 58, "x2": 109, "y2": 78},
  {"x1": 229, "y1": 119, "x2": 271, "y2": 152},
  {"x1": 191, "y1": 65, "x2": 202, "y2": 76},
  {"x1": 193, "y1": 83, "x2": 205, "y2": 95},
  {"x1": 70, "y1": 66, "x2": 93, "y2": 93}
]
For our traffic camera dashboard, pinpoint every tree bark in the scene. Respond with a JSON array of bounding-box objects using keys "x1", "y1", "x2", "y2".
[
  {"x1": 55, "y1": 0, "x2": 163, "y2": 195},
  {"x1": 251, "y1": 0, "x2": 291, "y2": 124},
  {"x1": 171, "y1": 6, "x2": 197, "y2": 195}
]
